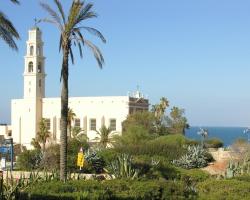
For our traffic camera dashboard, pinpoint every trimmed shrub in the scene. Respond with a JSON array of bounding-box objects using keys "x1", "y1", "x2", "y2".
[{"x1": 23, "y1": 179, "x2": 194, "y2": 199}]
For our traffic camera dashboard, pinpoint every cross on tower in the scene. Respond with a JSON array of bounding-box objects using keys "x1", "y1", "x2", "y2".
[{"x1": 34, "y1": 18, "x2": 41, "y2": 27}]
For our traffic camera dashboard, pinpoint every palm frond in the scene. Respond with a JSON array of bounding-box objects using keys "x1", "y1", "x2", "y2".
[
  {"x1": 73, "y1": 28, "x2": 85, "y2": 46},
  {"x1": 54, "y1": 0, "x2": 66, "y2": 25},
  {"x1": 67, "y1": 1, "x2": 82, "y2": 32},
  {"x1": 10, "y1": 0, "x2": 20, "y2": 4},
  {"x1": 41, "y1": 18, "x2": 62, "y2": 31},
  {"x1": 0, "y1": 11, "x2": 19, "y2": 50},
  {"x1": 0, "y1": 12, "x2": 19, "y2": 38},
  {"x1": 69, "y1": 46, "x2": 74, "y2": 64},
  {"x1": 0, "y1": 27, "x2": 18, "y2": 50},
  {"x1": 78, "y1": 26, "x2": 106, "y2": 43},
  {"x1": 84, "y1": 39, "x2": 104, "y2": 68},
  {"x1": 40, "y1": 2, "x2": 63, "y2": 31},
  {"x1": 77, "y1": 40, "x2": 83, "y2": 58},
  {"x1": 75, "y1": 3, "x2": 96, "y2": 24}
]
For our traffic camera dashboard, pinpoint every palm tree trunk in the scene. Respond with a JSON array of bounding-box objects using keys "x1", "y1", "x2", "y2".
[
  {"x1": 60, "y1": 44, "x2": 69, "y2": 182},
  {"x1": 42, "y1": 142, "x2": 45, "y2": 153},
  {"x1": 69, "y1": 125, "x2": 72, "y2": 139}
]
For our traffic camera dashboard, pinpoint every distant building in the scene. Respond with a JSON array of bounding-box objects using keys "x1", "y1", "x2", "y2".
[{"x1": 3, "y1": 27, "x2": 149, "y2": 148}]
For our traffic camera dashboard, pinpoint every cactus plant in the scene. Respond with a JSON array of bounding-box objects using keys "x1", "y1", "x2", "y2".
[
  {"x1": 226, "y1": 159, "x2": 250, "y2": 178},
  {"x1": 226, "y1": 160, "x2": 242, "y2": 178}
]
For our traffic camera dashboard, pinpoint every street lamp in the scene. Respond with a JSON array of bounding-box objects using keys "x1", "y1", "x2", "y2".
[{"x1": 243, "y1": 128, "x2": 250, "y2": 143}]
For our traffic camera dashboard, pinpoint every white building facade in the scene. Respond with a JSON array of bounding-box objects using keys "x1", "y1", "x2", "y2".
[{"x1": 10, "y1": 27, "x2": 149, "y2": 148}]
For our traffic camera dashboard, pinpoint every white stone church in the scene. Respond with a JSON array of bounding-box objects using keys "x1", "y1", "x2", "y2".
[{"x1": 0, "y1": 27, "x2": 149, "y2": 148}]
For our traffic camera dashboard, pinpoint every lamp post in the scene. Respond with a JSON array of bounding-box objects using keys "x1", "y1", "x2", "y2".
[
  {"x1": 243, "y1": 128, "x2": 250, "y2": 143},
  {"x1": 4, "y1": 137, "x2": 13, "y2": 171}
]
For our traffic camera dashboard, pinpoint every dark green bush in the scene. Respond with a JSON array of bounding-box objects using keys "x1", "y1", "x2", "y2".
[
  {"x1": 204, "y1": 138, "x2": 223, "y2": 148},
  {"x1": 16, "y1": 149, "x2": 42, "y2": 170}
]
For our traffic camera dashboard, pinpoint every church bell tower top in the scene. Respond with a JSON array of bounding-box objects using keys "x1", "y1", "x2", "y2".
[
  {"x1": 23, "y1": 27, "x2": 46, "y2": 99},
  {"x1": 28, "y1": 27, "x2": 42, "y2": 42}
]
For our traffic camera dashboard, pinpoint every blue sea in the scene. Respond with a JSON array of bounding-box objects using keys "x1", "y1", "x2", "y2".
[{"x1": 185, "y1": 127, "x2": 248, "y2": 147}]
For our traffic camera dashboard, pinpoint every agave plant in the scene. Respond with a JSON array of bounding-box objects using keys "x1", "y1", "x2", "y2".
[
  {"x1": 2, "y1": 171, "x2": 35, "y2": 200},
  {"x1": 107, "y1": 153, "x2": 138, "y2": 179},
  {"x1": 172, "y1": 145, "x2": 208, "y2": 169}
]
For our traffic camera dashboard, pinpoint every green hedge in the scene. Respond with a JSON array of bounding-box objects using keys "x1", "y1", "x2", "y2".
[{"x1": 21, "y1": 179, "x2": 195, "y2": 200}]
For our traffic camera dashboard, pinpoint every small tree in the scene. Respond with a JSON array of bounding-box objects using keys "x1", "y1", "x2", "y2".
[
  {"x1": 36, "y1": 118, "x2": 51, "y2": 153},
  {"x1": 165, "y1": 106, "x2": 189, "y2": 135},
  {"x1": 96, "y1": 125, "x2": 114, "y2": 149},
  {"x1": 151, "y1": 97, "x2": 169, "y2": 135},
  {"x1": 72, "y1": 126, "x2": 88, "y2": 143},
  {"x1": 122, "y1": 111, "x2": 156, "y2": 133},
  {"x1": 67, "y1": 108, "x2": 76, "y2": 138}
]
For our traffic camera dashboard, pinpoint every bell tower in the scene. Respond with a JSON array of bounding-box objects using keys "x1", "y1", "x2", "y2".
[
  {"x1": 23, "y1": 27, "x2": 45, "y2": 99},
  {"x1": 21, "y1": 27, "x2": 46, "y2": 146}
]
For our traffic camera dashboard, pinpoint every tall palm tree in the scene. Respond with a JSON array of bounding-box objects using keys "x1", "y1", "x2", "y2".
[
  {"x1": 152, "y1": 97, "x2": 169, "y2": 121},
  {"x1": 40, "y1": 0, "x2": 105, "y2": 181},
  {"x1": 96, "y1": 125, "x2": 114, "y2": 149},
  {"x1": 0, "y1": 0, "x2": 20, "y2": 50},
  {"x1": 152, "y1": 97, "x2": 169, "y2": 134},
  {"x1": 67, "y1": 108, "x2": 76, "y2": 138}
]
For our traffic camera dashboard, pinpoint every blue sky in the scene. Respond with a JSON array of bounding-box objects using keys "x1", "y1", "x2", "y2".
[{"x1": 1, "y1": 0, "x2": 250, "y2": 127}]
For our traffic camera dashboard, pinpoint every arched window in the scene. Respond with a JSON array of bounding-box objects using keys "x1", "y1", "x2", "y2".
[
  {"x1": 38, "y1": 62, "x2": 42, "y2": 73},
  {"x1": 28, "y1": 62, "x2": 33, "y2": 72},
  {"x1": 37, "y1": 46, "x2": 41, "y2": 56},
  {"x1": 30, "y1": 46, "x2": 34, "y2": 56}
]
